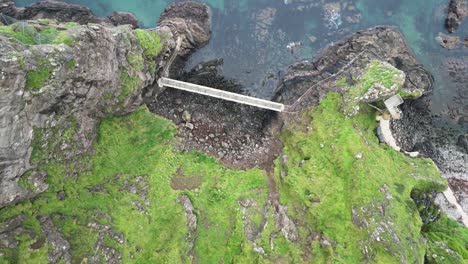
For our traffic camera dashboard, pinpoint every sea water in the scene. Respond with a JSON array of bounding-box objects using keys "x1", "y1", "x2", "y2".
[{"x1": 15, "y1": 0, "x2": 468, "y2": 130}]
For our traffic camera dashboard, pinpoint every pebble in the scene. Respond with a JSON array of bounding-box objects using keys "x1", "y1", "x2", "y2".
[{"x1": 182, "y1": 110, "x2": 191, "y2": 122}]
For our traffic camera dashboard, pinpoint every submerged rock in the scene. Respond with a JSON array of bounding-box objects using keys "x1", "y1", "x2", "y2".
[
  {"x1": 436, "y1": 32, "x2": 461, "y2": 49},
  {"x1": 445, "y1": 0, "x2": 468, "y2": 33}
]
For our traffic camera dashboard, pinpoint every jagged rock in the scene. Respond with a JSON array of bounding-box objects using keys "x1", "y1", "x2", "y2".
[
  {"x1": 177, "y1": 195, "x2": 197, "y2": 256},
  {"x1": 275, "y1": 26, "x2": 433, "y2": 107},
  {"x1": 445, "y1": 0, "x2": 468, "y2": 33},
  {"x1": 254, "y1": 7, "x2": 277, "y2": 42},
  {"x1": 0, "y1": 1, "x2": 211, "y2": 208},
  {"x1": 39, "y1": 216, "x2": 71, "y2": 263},
  {"x1": 274, "y1": 205, "x2": 298, "y2": 242},
  {"x1": 157, "y1": 1, "x2": 211, "y2": 58},
  {"x1": 436, "y1": 32, "x2": 461, "y2": 49},
  {"x1": 0, "y1": 0, "x2": 139, "y2": 28}
]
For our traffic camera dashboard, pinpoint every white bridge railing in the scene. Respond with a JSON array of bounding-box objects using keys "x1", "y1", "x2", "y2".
[{"x1": 158, "y1": 77, "x2": 286, "y2": 112}]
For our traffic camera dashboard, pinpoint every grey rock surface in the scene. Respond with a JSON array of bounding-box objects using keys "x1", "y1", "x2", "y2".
[
  {"x1": 0, "y1": 1, "x2": 211, "y2": 209},
  {"x1": 446, "y1": 0, "x2": 468, "y2": 33},
  {"x1": 1, "y1": 0, "x2": 139, "y2": 28}
]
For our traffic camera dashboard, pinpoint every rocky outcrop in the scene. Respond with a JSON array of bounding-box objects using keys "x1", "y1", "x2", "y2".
[
  {"x1": 446, "y1": 0, "x2": 468, "y2": 33},
  {"x1": 0, "y1": 1, "x2": 211, "y2": 208},
  {"x1": 157, "y1": 1, "x2": 211, "y2": 58},
  {"x1": 436, "y1": 32, "x2": 462, "y2": 49},
  {"x1": 0, "y1": 0, "x2": 139, "y2": 28},
  {"x1": 39, "y1": 216, "x2": 72, "y2": 263},
  {"x1": 391, "y1": 96, "x2": 468, "y2": 224},
  {"x1": 274, "y1": 26, "x2": 433, "y2": 107}
]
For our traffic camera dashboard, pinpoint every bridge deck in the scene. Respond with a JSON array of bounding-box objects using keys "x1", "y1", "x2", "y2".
[{"x1": 158, "y1": 77, "x2": 285, "y2": 112}]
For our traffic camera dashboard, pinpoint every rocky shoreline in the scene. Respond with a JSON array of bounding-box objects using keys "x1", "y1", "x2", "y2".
[
  {"x1": 0, "y1": 0, "x2": 211, "y2": 208},
  {"x1": 0, "y1": 0, "x2": 466, "y2": 262}
]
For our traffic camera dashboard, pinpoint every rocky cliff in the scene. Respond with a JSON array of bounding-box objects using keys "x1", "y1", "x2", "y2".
[{"x1": 0, "y1": 1, "x2": 210, "y2": 209}]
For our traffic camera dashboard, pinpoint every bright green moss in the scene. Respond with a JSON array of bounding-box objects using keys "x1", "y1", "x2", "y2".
[
  {"x1": 134, "y1": 29, "x2": 163, "y2": 58},
  {"x1": 336, "y1": 76, "x2": 348, "y2": 87},
  {"x1": 0, "y1": 23, "x2": 74, "y2": 46},
  {"x1": 17, "y1": 171, "x2": 35, "y2": 192},
  {"x1": 0, "y1": 24, "x2": 37, "y2": 45},
  {"x1": 63, "y1": 22, "x2": 79, "y2": 29},
  {"x1": 424, "y1": 216, "x2": 468, "y2": 263},
  {"x1": 25, "y1": 66, "x2": 53, "y2": 91},
  {"x1": 66, "y1": 59, "x2": 77, "y2": 71},
  {"x1": 276, "y1": 92, "x2": 445, "y2": 262},
  {"x1": 37, "y1": 19, "x2": 50, "y2": 25},
  {"x1": 52, "y1": 31, "x2": 74, "y2": 46},
  {"x1": 118, "y1": 70, "x2": 141, "y2": 102},
  {"x1": 343, "y1": 60, "x2": 405, "y2": 115},
  {"x1": 127, "y1": 52, "x2": 144, "y2": 71},
  {"x1": 0, "y1": 107, "x2": 272, "y2": 263}
]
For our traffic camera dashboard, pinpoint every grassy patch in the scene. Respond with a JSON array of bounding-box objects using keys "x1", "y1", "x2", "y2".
[
  {"x1": 342, "y1": 60, "x2": 404, "y2": 115},
  {"x1": 0, "y1": 107, "x2": 271, "y2": 263},
  {"x1": 118, "y1": 70, "x2": 141, "y2": 103},
  {"x1": 424, "y1": 216, "x2": 468, "y2": 263},
  {"x1": 134, "y1": 29, "x2": 163, "y2": 58},
  {"x1": 127, "y1": 52, "x2": 144, "y2": 71},
  {"x1": 66, "y1": 59, "x2": 77, "y2": 71},
  {"x1": 0, "y1": 23, "x2": 74, "y2": 46},
  {"x1": 276, "y1": 92, "x2": 445, "y2": 262},
  {"x1": 0, "y1": 23, "x2": 37, "y2": 45},
  {"x1": 63, "y1": 22, "x2": 79, "y2": 29},
  {"x1": 25, "y1": 66, "x2": 53, "y2": 91}
]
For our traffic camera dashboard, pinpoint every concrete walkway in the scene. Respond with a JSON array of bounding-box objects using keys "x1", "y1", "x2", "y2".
[{"x1": 377, "y1": 116, "x2": 468, "y2": 227}]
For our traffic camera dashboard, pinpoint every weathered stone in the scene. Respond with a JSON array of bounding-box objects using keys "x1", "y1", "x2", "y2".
[
  {"x1": 0, "y1": 0, "x2": 138, "y2": 28},
  {"x1": 436, "y1": 32, "x2": 461, "y2": 49},
  {"x1": 0, "y1": 1, "x2": 211, "y2": 208},
  {"x1": 445, "y1": 0, "x2": 468, "y2": 33}
]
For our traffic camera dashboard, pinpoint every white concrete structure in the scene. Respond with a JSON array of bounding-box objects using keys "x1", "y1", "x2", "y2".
[
  {"x1": 384, "y1": 94, "x2": 404, "y2": 119},
  {"x1": 158, "y1": 77, "x2": 286, "y2": 112}
]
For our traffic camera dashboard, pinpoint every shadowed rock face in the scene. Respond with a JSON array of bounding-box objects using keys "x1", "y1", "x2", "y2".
[
  {"x1": 446, "y1": 0, "x2": 468, "y2": 33},
  {"x1": 0, "y1": 0, "x2": 138, "y2": 28},
  {"x1": 0, "y1": 1, "x2": 211, "y2": 209},
  {"x1": 157, "y1": 1, "x2": 211, "y2": 57}
]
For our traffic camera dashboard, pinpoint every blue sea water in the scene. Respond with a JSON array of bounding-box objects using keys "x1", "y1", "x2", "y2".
[{"x1": 15, "y1": 0, "x2": 468, "y2": 129}]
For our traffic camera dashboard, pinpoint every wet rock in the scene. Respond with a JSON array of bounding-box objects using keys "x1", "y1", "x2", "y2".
[
  {"x1": 254, "y1": 7, "x2": 277, "y2": 42},
  {"x1": 436, "y1": 32, "x2": 461, "y2": 49},
  {"x1": 308, "y1": 35, "x2": 317, "y2": 44},
  {"x1": 108, "y1": 11, "x2": 138, "y2": 29},
  {"x1": 323, "y1": 2, "x2": 342, "y2": 29},
  {"x1": 157, "y1": 1, "x2": 211, "y2": 58},
  {"x1": 0, "y1": 0, "x2": 139, "y2": 28},
  {"x1": 445, "y1": 0, "x2": 468, "y2": 33},
  {"x1": 457, "y1": 134, "x2": 468, "y2": 153},
  {"x1": 275, "y1": 27, "x2": 433, "y2": 109},
  {"x1": 286, "y1": 41, "x2": 303, "y2": 54}
]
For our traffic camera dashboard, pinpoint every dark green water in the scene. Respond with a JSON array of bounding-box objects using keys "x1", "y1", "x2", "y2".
[{"x1": 16, "y1": 0, "x2": 468, "y2": 129}]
